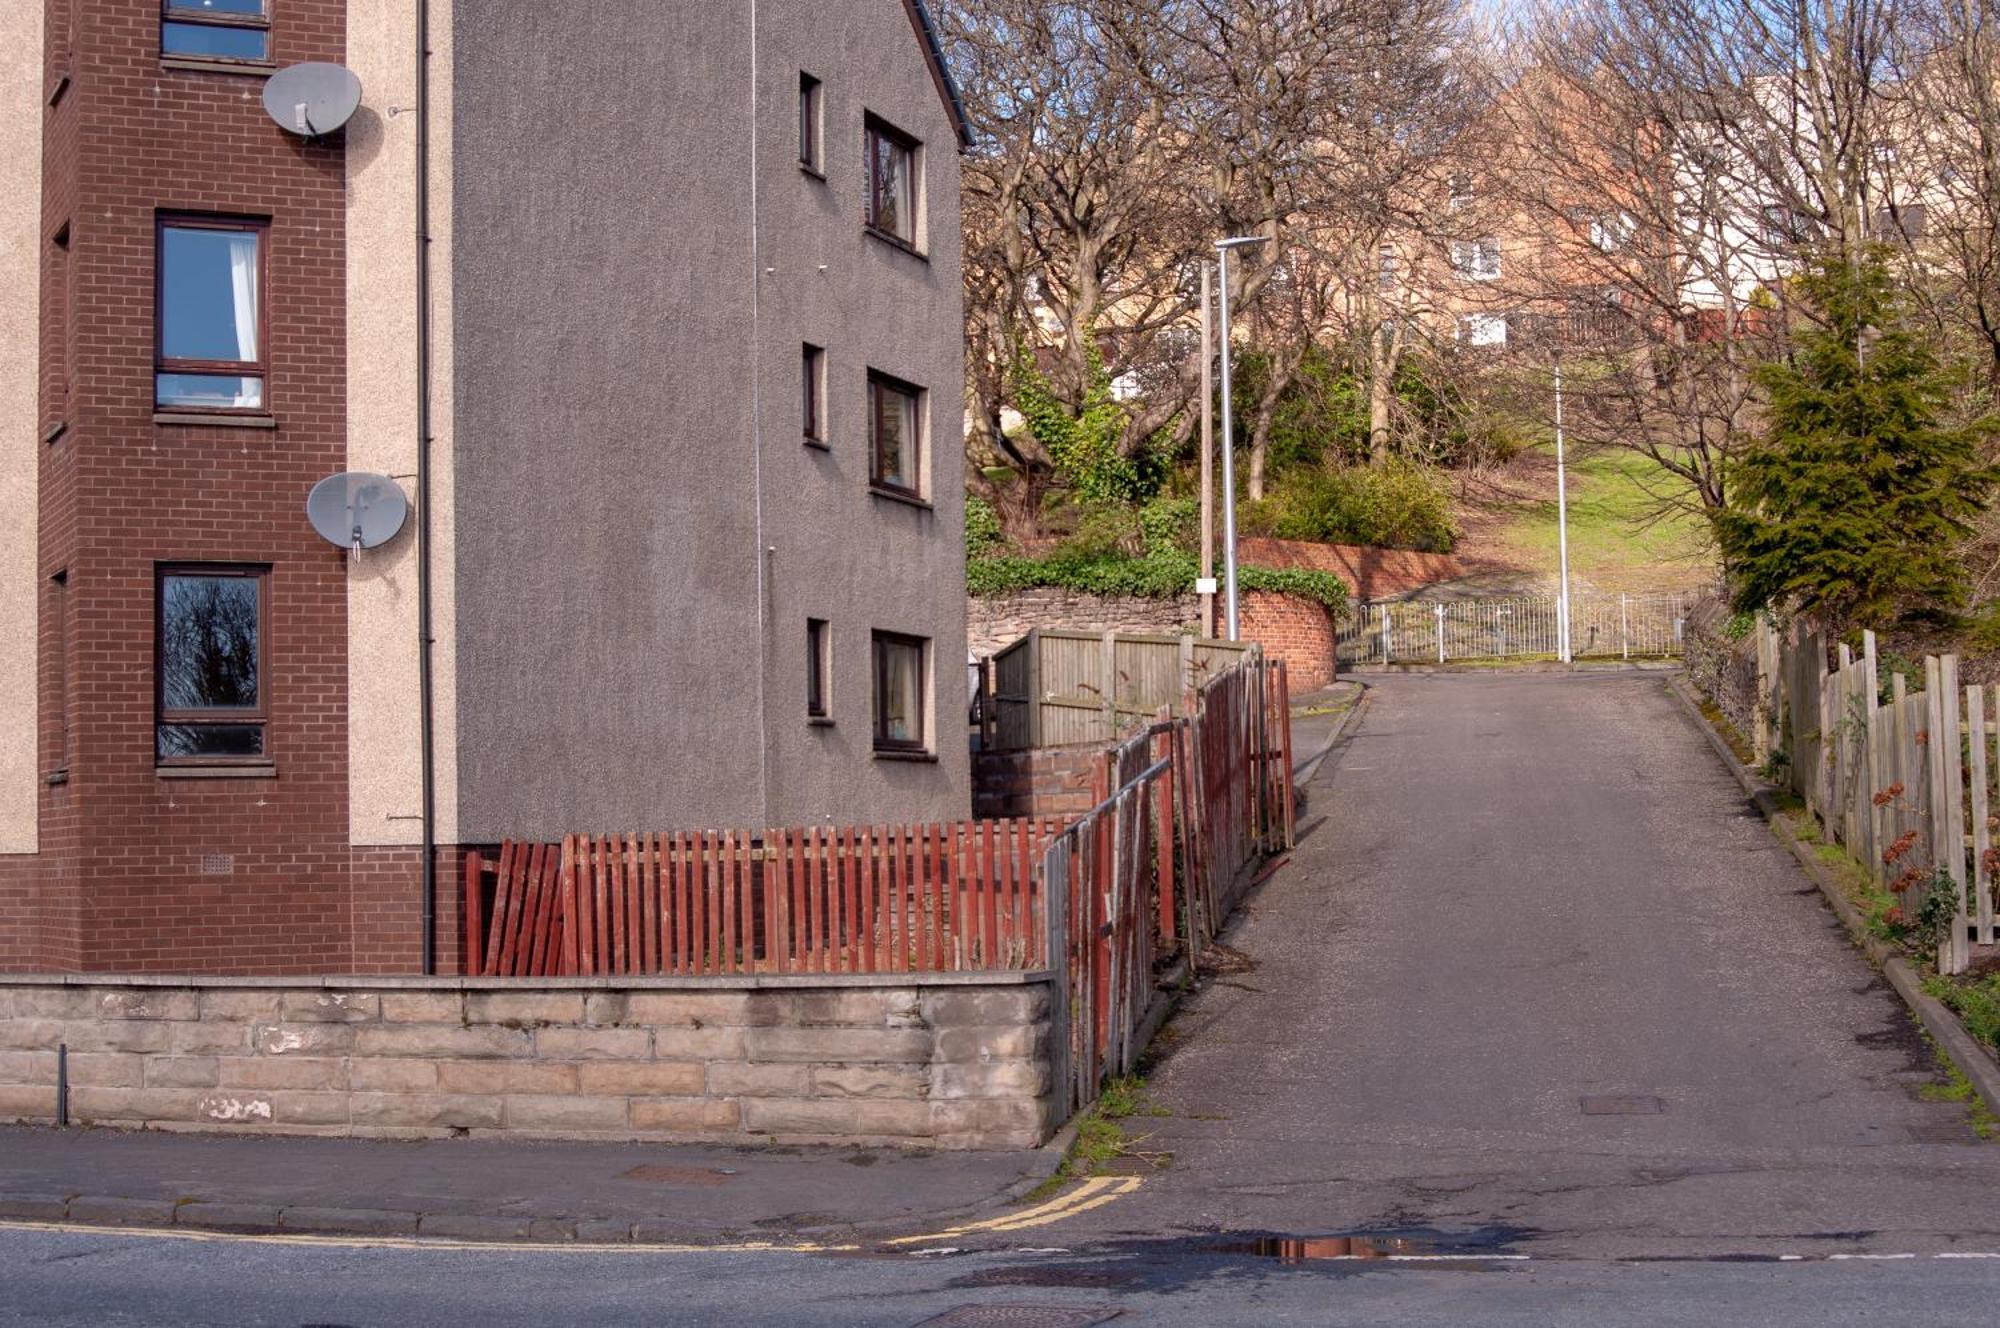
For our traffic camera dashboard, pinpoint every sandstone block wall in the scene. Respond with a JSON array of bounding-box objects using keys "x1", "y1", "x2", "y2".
[{"x1": 0, "y1": 975, "x2": 1054, "y2": 1150}]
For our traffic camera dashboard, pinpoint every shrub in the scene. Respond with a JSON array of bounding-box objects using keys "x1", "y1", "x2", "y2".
[
  {"x1": 965, "y1": 495, "x2": 1003, "y2": 556},
  {"x1": 1239, "y1": 462, "x2": 1458, "y2": 552}
]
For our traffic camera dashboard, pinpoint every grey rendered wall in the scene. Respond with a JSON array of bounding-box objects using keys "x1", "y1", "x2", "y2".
[
  {"x1": 754, "y1": 2, "x2": 971, "y2": 826},
  {"x1": 450, "y1": 2, "x2": 968, "y2": 840}
]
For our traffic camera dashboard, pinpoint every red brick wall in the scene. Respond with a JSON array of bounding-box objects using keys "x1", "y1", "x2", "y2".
[
  {"x1": 1223, "y1": 592, "x2": 1339, "y2": 692},
  {"x1": 971, "y1": 747, "x2": 1102, "y2": 821},
  {"x1": 9, "y1": 1, "x2": 387, "y2": 973},
  {"x1": 1237, "y1": 537, "x2": 1463, "y2": 602}
]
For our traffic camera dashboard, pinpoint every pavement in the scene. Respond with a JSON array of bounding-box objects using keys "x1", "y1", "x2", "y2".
[{"x1": 0, "y1": 1125, "x2": 1052, "y2": 1244}]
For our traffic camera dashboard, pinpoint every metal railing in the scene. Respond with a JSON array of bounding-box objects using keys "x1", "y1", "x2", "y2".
[{"x1": 1338, "y1": 592, "x2": 1703, "y2": 664}]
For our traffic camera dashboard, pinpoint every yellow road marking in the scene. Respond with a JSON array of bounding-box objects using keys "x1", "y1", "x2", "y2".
[
  {"x1": 883, "y1": 1175, "x2": 1143, "y2": 1246},
  {"x1": 0, "y1": 1219, "x2": 854, "y2": 1257}
]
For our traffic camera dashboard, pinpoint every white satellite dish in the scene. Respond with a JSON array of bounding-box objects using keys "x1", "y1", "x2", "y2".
[
  {"x1": 262, "y1": 62, "x2": 362, "y2": 138},
  {"x1": 308, "y1": 472, "x2": 409, "y2": 552}
]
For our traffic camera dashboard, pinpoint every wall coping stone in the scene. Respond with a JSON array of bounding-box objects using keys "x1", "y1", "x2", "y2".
[{"x1": 0, "y1": 972, "x2": 1053, "y2": 991}]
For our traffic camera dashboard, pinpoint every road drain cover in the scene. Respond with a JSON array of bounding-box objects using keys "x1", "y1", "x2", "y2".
[
  {"x1": 1580, "y1": 1094, "x2": 1664, "y2": 1115},
  {"x1": 915, "y1": 1308, "x2": 1121, "y2": 1327}
]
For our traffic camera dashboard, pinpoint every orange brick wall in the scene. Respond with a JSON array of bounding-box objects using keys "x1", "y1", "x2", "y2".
[{"x1": 1219, "y1": 592, "x2": 1339, "y2": 692}]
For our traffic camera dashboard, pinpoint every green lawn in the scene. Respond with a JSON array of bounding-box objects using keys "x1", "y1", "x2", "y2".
[{"x1": 1496, "y1": 446, "x2": 1715, "y2": 593}]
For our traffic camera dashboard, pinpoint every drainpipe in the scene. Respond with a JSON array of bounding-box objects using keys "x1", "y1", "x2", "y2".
[{"x1": 414, "y1": 0, "x2": 438, "y2": 974}]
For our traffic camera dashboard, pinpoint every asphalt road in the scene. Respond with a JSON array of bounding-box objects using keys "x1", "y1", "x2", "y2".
[{"x1": 8, "y1": 670, "x2": 2000, "y2": 1324}]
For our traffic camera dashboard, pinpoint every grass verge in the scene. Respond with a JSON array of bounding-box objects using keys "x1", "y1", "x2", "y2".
[{"x1": 1024, "y1": 1075, "x2": 1168, "y2": 1203}]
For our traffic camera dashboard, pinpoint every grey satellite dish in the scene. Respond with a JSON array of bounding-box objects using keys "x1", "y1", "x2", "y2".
[
  {"x1": 262, "y1": 62, "x2": 362, "y2": 138},
  {"x1": 308, "y1": 472, "x2": 409, "y2": 552}
]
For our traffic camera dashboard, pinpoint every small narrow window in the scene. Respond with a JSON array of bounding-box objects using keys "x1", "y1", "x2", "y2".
[
  {"x1": 1377, "y1": 244, "x2": 1396, "y2": 293},
  {"x1": 799, "y1": 73, "x2": 823, "y2": 174},
  {"x1": 161, "y1": 0, "x2": 271, "y2": 63},
  {"x1": 868, "y1": 371, "x2": 923, "y2": 496},
  {"x1": 50, "y1": 570, "x2": 69, "y2": 775},
  {"x1": 865, "y1": 116, "x2": 920, "y2": 247},
  {"x1": 807, "y1": 618, "x2": 830, "y2": 719},
  {"x1": 802, "y1": 343, "x2": 825, "y2": 445},
  {"x1": 48, "y1": 223, "x2": 70, "y2": 429},
  {"x1": 157, "y1": 216, "x2": 267, "y2": 412},
  {"x1": 872, "y1": 632, "x2": 927, "y2": 752},
  {"x1": 1450, "y1": 237, "x2": 1501, "y2": 281},
  {"x1": 157, "y1": 565, "x2": 268, "y2": 763}
]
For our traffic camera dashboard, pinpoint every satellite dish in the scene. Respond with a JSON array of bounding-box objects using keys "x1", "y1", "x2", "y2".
[
  {"x1": 308, "y1": 472, "x2": 409, "y2": 552},
  {"x1": 262, "y1": 62, "x2": 362, "y2": 138}
]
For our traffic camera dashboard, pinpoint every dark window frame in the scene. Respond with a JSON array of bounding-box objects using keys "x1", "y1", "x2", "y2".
[
  {"x1": 802, "y1": 343, "x2": 826, "y2": 446},
  {"x1": 807, "y1": 618, "x2": 831, "y2": 720},
  {"x1": 155, "y1": 213, "x2": 270, "y2": 415},
  {"x1": 799, "y1": 72, "x2": 824, "y2": 175},
  {"x1": 871, "y1": 631, "x2": 928, "y2": 753},
  {"x1": 161, "y1": 0, "x2": 272, "y2": 65},
  {"x1": 864, "y1": 115, "x2": 921, "y2": 250},
  {"x1": 155, "y1": 563, "x2": 271, "y2": 766},
  {"x1": 867, "y1": 370, "x2": 923, "y2": 498}
]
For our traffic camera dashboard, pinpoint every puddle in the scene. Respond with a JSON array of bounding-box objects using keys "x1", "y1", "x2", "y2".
[{"x1": 1210, "y1": 1227, "x2": 1531, "y2": 1263}]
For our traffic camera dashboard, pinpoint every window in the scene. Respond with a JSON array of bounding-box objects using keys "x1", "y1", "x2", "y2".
[
  {"x1": 161, "y1": 0, "x2": 270, "y2": 63},
  {"x1": 1377, "y1": 245, "x2": 1397, "y2": 293},
  {"x1": 799, "y1": 73, "x2": 823, "y2": 173},
  {"x1": 1877, "y1": 203, "x2": 1929, "y2": 240},
  {"x1": 1588, "y1": 213, "x2": 1630, "y2": 252},
  {"x1": 1456, "y1": 313, "x2": 1507, "y2": 347},
  {"x1": 872, "y1": 632, "x2": 927, "y2": 752},
  {"x1": 802, "y1": 343, "x2": 825, "y2": 445},
  {"x1": 48, "y1": 223, "x2": 70, "y2": 430},
  {"x1": 1450, "y1": 238, "x2": 1500, "y2": 281},
  {"x1": 50, "y1": 570, "x2": 69, "y2": 775},
  {"x1": 868, "y1": 371, "x2": 922, "y2": 496},
  {"x1": 157, "y1": 216, "x2": 266, "y2": 412},
  {"x1": 1448, "y1": 174, "x2": 1472, "y2": 212},
  {"x1": 865, "y1": 116, "x2": 920, "y2": 247},
  {"x1": 807, "y1": 619, "x2": 831, "y2": 719},
  {"x1": 157, "y1": 566, "x2": 267, "y2": 762}
]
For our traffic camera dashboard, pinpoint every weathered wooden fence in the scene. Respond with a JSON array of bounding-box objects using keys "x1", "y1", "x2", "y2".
[
  {"x1": 982, "y1": 628, "x2": 1253, "y2": 750},
  {"x1": 464, "y1": 820, "x2": 1062, "y2": 978},
  {"x1": 1754, "y1": 619, "x2": 1995, "y2": 975},
  {"x1": 465, "y1": 653, "x2": 1300, "y2": 1129},
  {"x1": 1045, "y1": 657, "x2": 1295, "y2": 1125},
  {"x1": 1340, "y1": 591, "x2": 1702, "y2": 664}
]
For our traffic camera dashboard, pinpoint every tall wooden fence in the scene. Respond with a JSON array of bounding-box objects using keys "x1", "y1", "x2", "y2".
[
  {"x1": 981, "y1": 628, "x2": 1253, "y2": 750},
  {"x1": 1340, "y1": 591, "x2": 1701, "y2": 664},
  {"x1": 1753, "y1": 619, "x2": 1995, "y2": 975}
]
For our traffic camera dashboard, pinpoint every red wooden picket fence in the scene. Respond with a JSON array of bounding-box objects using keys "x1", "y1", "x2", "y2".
[
  {"x1": 464, "y1": 820, "x2": 1061, "y2": 978},
  {"x1": 1045, "y1": 656, "x2": 1295, "y2": 1124}
]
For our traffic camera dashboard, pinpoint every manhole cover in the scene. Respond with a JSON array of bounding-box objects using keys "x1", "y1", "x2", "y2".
[
  {"x1": 1579, "y1": 1095, "x2": 1664, "y2": 1115},
  {"x1": 617, "y1": 1165, "x2": 735, "y2": 1186},
  {"x1": 915, "y1": 1309, "x2": 1121, "y2": 1327}
]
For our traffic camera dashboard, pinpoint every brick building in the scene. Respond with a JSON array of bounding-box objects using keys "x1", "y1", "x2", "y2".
[{"x1": 0, "y1": 1, "x2": 973, "y2": 975}]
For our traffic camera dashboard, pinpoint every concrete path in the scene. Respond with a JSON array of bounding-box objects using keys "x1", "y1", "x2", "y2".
[{"x1": 1074, "y1": 671, "x2": 2000, "y2": 1259}]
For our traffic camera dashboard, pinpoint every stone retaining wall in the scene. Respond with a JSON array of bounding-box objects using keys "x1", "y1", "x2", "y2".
[{"x1": 0, "y1": 974, "x2": 1054, "y2": 1150}]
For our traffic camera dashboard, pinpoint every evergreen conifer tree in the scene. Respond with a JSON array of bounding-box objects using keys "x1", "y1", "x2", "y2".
[{"x1": 1716, "y1": 248, "x2": 1999, "y2": 632}]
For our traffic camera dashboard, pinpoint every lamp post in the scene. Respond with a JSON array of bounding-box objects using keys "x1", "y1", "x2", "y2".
[
  {"x1": 1554, "y1": 349, "x2": 1573, "y2": 664},
  {"x1": 1215, "y1": 234, "x2": 1267, "y2": 641}
]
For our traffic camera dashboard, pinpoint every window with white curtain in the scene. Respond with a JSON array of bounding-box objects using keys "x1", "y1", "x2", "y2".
[{"x1": 156, "y1": 217, "x2": 266, "y2": 411}]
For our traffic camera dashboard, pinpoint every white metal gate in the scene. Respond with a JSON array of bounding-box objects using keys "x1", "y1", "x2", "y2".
[{"x1": 1338, "y1": 592, "x2": 1701, "y2": 664}]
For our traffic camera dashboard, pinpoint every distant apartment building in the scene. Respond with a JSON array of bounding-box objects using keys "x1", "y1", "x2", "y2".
[{"x1": 0, "y1": 0, "x2": 973, "y2": 975}]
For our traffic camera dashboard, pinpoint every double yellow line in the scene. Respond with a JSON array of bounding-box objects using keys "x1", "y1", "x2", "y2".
[{"x1": 885, "y1": 1175, "x2": 1144, "y2": 1246}]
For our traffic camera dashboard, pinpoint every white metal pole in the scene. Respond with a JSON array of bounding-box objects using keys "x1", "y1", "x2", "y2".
[
  {"x1": 1199, "y1": 263, "x2": 1215, "y2": 636},
  {"x1": 1436, "y1": 602, "x2": 1445, "y2": 663},
  {"x1": 1218, "y1": 247, "x2": 1241, "y2": 641},
  {"x1": 1554, "y1": 354, "x2": 1573, "y2": 665}
]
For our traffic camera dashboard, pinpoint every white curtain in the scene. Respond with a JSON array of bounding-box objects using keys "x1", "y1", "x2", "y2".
[{"x1": 227, "y1": 233, "x2": 259, "y2": 407}]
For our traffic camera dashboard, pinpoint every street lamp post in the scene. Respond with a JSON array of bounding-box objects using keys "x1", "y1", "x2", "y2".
[
  {"x1": 1215, "y1": 234, "x2": 1267, "y2": 642},
  {"x1": 1554, "y1": 351, "x2": 1573, "y2": 664}
]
